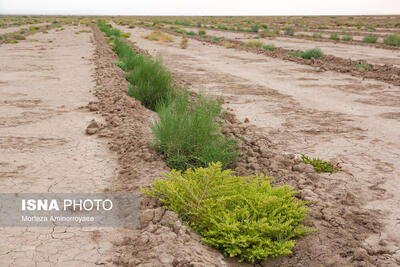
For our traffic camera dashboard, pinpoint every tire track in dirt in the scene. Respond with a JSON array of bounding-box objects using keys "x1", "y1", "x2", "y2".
[{"x1": 114, "y1": 24, "x2": 400, "y2": 266}]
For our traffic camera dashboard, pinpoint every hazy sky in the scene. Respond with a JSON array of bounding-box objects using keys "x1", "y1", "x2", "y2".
[{"x1": 1, "y1": 0, "x2": 399, "y2": 15}]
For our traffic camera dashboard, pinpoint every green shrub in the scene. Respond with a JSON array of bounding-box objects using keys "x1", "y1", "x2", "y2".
[
  {"x1": 153, "y1": 92, "x2": 238, "y2": 170},
  {"x1": 383, "y1": 34, "x2": 400, "y2": 46},
  {"x1": 363, "y1": 35, "x2": 378, "y2": 43},
  {"x1": 330, "y1": 33, "x2": 339, "y2": 40},
  {"x1": 356, "y1": 62, "x2": 371, "y2": 71},
  {"x1": 290, "y1": 48, "x2": 323, "y2": 59},
  {"x1": 125, "y1": 54, "x2": 174, "y2": 111},
  {"x1": 312, "y1": 33, "x2": 322, "y2": 38},
  {"x1": 262, "y1": 44, "x2": 275, "y2": 51},
  {"x1": 29, "y1": 26, "x2": 40, "y2": 31},
  {"x1": 218, "y1": 25, "x2": 228, "y2": 30},
  {"x1": 121, "y1": 32, "x2": 130, "y2": 38},
  {"x1": 341, "y1": 35, "x2": 353, "y2": 41},
  {"x1": 301, "y1": 155, "x2": 340, "y2": 173},
  {"x1": 143, "y1": 162, "x2": 312, "y2": 262}
]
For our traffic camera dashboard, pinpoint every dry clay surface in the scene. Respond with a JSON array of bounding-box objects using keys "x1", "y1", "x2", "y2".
[
  {"x1": 117, "y1": 25, "x2": 400, "y2": 266},
  {"x1": 0, "y1": 26, "x2": 121, "y2": 266},
  {"x1": 183, "y1": 27, "x2": 400, "y2": 67}
]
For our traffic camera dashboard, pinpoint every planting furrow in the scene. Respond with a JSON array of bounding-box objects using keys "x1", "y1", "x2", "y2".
[
  {"x1": 90, "y1": 24, "x2": 232, "y2": 266},
  {"x1": 154, "y1": 22, "x2": 400, "y2": 51},
  {"x1": 113, "y1": 24, "x2": 400, "y2": 266},
  {"x1": 131, "y1": 24, "x2": 400, "y2": 87}
]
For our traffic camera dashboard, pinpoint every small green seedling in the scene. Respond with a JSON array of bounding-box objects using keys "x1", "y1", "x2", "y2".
[{"x1": 301, "y1": 155, "x2": 341, "y2": 173}]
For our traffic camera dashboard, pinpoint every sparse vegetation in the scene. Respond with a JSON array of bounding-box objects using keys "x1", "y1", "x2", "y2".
[
  {"x1": 29, "y1": 26, "x2": 40, "y2": 31},
  {"x1": 363, "y1": 34, "x2": 378, "y2": 43},
  {"x1": 222, "y1": 41, "x2": 236, "y2": 48},
  {"x1": 153, "y1": 92, "x2": 239, "y2": 170},
  {"x1": 330, "y1": 33, "x2": 339, "y2": 40},
  {"x1": 245, "y1": 40, "x2": 263, "y2": 48},
  {"x1": 198, "y1": 29, "x2": 206, "y2": 35},
  {"x1": 262, "y1": 44, "x2": 275, "y2": 51},
  {"x1": 180, "y1": 37, "x2": 188, "y2": 49},
  {"x1": 142, "y1": 31, "x2": 174, "y2": 42},
  {"x1": 290, "y1": 48, "x2": 323, "y2": 59},
  {"x1": 284, "y1": 27, "x2": 294, "y2": 36},
  {"x1": 312, "y1": 32, "x2": 322, "y2": 38},
  {"x1": 341, "y1": 35, "x2": 353, "y2": 41},
  {"x1": 383, "y1": 34, "x2": 400, "y2": 46},
  {"x1": 356, "y1": 62, "x2": 371, "y2": 71},
  {"x1": 10, "y1": 33, "x2": 26, "y2": 40},
  {"x1": 143, "y1": 162, "x2": 312, "y2": 262},
  {"x1": 301, "y1": 155, "x2": 340, "y2": 173}
]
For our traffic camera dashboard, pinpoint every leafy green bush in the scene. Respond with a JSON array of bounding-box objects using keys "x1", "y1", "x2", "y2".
[
  {"x1": 341, "y1": 35, "x2": 353, "y2": 41},
  {"x1": 363, "y1": 35, "x2": 378, "y2": 43},
  {"x1": 301, "y1": 155, "x2": 340, "y2": 173},
  {"x1": 312, "y1": 32, "x2": 322, "y2": 38},
  {"x1": 290, "y1": 48, "x2": 323, "y2": 59},
  {"x1": 383, "y1": 34, "x2": 400, "y2": 46},
  {"x1": 153, "y1": 91, "x2": 238, "y2": 170},
  {"x1": 330, "y1": 33, "x2": 339, "y2": 40},
  {"x1": 29, "y1": 26, "x2": 40, "y2": 31},
  {"x1": 143, "y1": 162, "x2": 312, "y2": 262},
  {"x1": 262, "y1": 44, "x2": 276, "y2": 51}
]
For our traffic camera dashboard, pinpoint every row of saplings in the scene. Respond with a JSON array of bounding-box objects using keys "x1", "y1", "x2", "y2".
[{"x1": 98, "y1": 20, "x2": 313, "y2": 263}]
